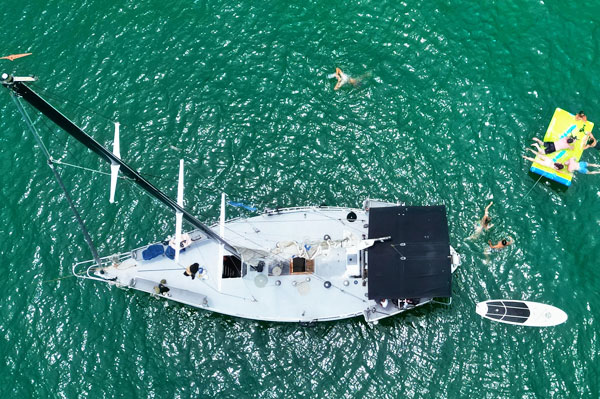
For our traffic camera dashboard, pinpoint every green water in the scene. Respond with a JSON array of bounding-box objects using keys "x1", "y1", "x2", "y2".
[{"x1": 1, "y1": 0, "x2": 599, "y2": 397}]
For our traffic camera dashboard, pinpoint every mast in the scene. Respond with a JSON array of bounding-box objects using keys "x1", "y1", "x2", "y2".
[{"x1": 1, "y1": 74, "x2": 240, "y2": 258}]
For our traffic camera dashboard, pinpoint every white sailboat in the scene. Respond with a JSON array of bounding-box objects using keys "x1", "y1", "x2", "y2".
[{"x1": 2, "y1": 73, "x2": 460, "y2": 323}]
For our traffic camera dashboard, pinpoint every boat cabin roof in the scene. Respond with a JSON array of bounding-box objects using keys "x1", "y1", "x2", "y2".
[{"x1": 367, "y1": 206, "x2": 452, "y2": 300}]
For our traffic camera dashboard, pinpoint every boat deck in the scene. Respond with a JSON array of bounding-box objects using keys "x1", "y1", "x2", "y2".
[{"x1": 86, "y1": 207, "x2": 373, "y2": 322}]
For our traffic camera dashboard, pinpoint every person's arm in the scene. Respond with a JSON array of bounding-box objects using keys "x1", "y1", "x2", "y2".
[
  {"x1": 334, "y1": 73, "x2": 342, "y2": 90},
  {"x1": 507, "y1": 236, "x2": 514, "y2": 246},
  {"x1": 485, "y1": 201, "x2": 493, "y2": 212}
]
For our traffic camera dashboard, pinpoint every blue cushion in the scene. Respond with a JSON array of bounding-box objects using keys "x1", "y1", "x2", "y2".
[
  {"x1": 165, "y1": 245, "x2": 186, "y2": 260},
  {"x1": 142, "y1": 244, "x2": 164, "y2": 260}
]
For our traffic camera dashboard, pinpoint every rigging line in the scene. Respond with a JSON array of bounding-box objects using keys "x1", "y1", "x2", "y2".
[
  {"x1": 123, "y1": 176, "x2": 163, "y2": 223},
  {"x1": 222, "y1": 223, "x2": 353, "y2": 264},
  {"x1": 197, "y1": 276, "x2": 257, "y2": 302},
  {"x1": 518, "y1": 174, "x2": 544, "y2": 206},
  {"x1": 35, "y1": 102, "x2": 167, "y2": 183},
  {"x1": 138, "y1": 268, "x2": 183, "y2": 272},
  {"x1": 118, "y1": 163, "x2": 209, "y2": 223},
  {"x1": 40, "y1": 116, "x2": 169, "y2": 184},
  {"x1": 123, "y1": 176, "x2": 209, "y2": 243},
  {"x1": 225, "y1": 216, "x2": 368, "y2": 225},
  {"x1": 38, "y1": 108, "x2": 67, "y2": 157},
  {"x1": 307, "y1": 273, "x2": 367, "y2": 303},
  {"x1": 57, "y1": 151, "x2": 166, "y2": 181},
  {"x1": 42, "y1": 274, "x2": 76, "y2": 284},
  {"x1": 312, "y1": 208, "x2": 367, "y2": 235},
  {"x1": 37, "y1": 111, "x2": 104, "y2": 178},
  {"x1": 221, "y1": 227, "x2": 290, "y2": 262},
  {"x1": 12, "y1": 94, "x2": 103, "y2": 268},
  {"x1": 29, "y1": 83, "x2": 115, "y2": 124},
  {"x1": 53, "y1": 158, "x2": 133, "y2": 179},
  {"x1": 390, "y1": 244, "x2": 405, "y2": 258},
  {"x1": 15, "y1": 97, "x2": 52, "y2": 160}
]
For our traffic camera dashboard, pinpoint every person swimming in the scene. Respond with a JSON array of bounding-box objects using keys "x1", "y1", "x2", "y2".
[
  {"x1": 0, "y1": 53, "x2": 32, "y2": 61},
  {"x1": 565, "y1": 157, "x2": 600, "y2": 174},
  {"x1": 329, "y1": 68, "x2": 358, "y2": 90},
  {"x1": 488, "y1": 237, "x2": 514, "y2": 251},
  {"x1": 467, "y1": 201, "x2": 494, "y2": 240},
  {"x1": 584, "y1": 131, "x2": 599, "y2": 151}
]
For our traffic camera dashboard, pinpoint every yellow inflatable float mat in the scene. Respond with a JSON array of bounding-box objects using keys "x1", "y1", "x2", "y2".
[{"x1": 529, "y1": 108, "x2": 594, "y2": 186}]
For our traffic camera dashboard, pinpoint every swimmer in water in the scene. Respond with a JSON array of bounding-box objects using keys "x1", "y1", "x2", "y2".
[
  {"x1": 583, "y1": 131, "x2": 598, "y2": 151},
  {"x1": 575, "y1": 111, "x2": 587, "y2": 122},
  {"x1": 0, "y1": 53, "x2": 32, "y2": 61},
  {"x1": 565, "y1": 157, "x2": 600, "y2": 174},
  {"x1": 331, "y1": 68, "x2": 358, "y2": 90},
  {"x1": 467, "y1": 201, "x2": 493, "y2": 240},
  {"x1": 483, "y1": 236, "x2": 513, "y2": 262},
  {"x1": 488, "y1": 237, "x2": 514, "y2": 251}
]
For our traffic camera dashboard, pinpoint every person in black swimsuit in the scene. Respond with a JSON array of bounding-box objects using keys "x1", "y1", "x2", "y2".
[
  {"x1": 184, "y1": 263, "x2": 200, "y2": 280},
  {"x1": 531, "y1": 136, "x2": 574, "y2": 154},
  {"x1": 154, "y1": 279, "x2": 171, "y2": 296}
]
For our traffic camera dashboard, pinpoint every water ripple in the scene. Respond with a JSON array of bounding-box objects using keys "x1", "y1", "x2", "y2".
[{"x1": 0, "y1": 0, "x2": 599, "y2": 397}]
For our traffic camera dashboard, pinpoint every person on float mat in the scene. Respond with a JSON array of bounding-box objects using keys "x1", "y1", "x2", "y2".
[
  {"x1": 522, "y1": 152, "x2": 566, "y2": 171},
  {"x1": 531, "y1": 136, "x2": 575, "y2": 155}
]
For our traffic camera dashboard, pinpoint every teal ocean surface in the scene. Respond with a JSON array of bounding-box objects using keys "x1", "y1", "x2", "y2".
[{"x1": 1, "y1": 0, "x2": 599, "y2": 397}]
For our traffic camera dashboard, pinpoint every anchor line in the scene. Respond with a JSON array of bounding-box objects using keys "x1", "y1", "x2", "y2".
[{"x1": 518, "y1": 174, "x2": 544, "y2": 206}]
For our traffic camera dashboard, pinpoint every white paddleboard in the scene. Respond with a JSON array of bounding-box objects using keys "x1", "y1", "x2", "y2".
[{"x1": 476, "y1": 300, "x2": 567, "y2": 327}]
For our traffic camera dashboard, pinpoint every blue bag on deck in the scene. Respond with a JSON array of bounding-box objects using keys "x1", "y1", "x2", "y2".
[
  {"x1": 165, "y1": 245, "x2": 186, "y2": 260},
  {"x1": 142, "y1": 244, "x2": 164, "y2": 260}
]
